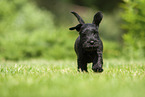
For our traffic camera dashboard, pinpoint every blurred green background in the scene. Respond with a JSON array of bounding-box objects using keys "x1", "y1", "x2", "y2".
[{"x1": 0, "y1": 0, "x2": 144, "y2": 61}]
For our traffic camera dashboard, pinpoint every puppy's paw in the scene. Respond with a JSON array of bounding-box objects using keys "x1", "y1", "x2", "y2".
[{"x1": 92, "y1": 65, "x2": 103, "y2": 72}]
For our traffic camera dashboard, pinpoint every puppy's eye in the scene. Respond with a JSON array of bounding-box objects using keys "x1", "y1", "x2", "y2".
[
  {"x1": 81, "y1": 33, "x2": 86, "y2": 36},
  {"x1": 93, "y1": 31, "x2": 98, "y2": 34},
  {"x1": 93, "y1": 32, "x2": 96, "y2": 34}
]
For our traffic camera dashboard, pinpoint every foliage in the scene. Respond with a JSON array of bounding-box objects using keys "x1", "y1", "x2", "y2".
[
  {"x1": 35, "y1": 0, "x2": 123, "y2": 14},
  {"x1": 0, "y1": 0, "x2": 76, "y2": 60},
  {"x1": 121, "y1": 0, "x2": 145, "y2": 59},
  {"x1": 71, "y1": 0, "x2": 123, "y2": 12},
  {"x1": 103, "y1": 40, "x2": 122, "y2": 58},
  {"x1": 0, "y1": 59, "x2": 145, "y2": 97}
]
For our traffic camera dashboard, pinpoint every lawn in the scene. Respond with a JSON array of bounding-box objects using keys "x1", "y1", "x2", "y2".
[{"x1": 0, "y1": 59, "x2": 145, "y2": 97}]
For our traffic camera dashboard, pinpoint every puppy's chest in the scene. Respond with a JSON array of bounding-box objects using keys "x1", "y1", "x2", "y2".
[{"x1": 83, "y1": 51, "x2": 97, "y2": 63}]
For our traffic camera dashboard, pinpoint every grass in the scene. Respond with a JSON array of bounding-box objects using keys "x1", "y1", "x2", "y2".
[{"x1": 0, "y1": 59, "x2": 145, "y2": 97}]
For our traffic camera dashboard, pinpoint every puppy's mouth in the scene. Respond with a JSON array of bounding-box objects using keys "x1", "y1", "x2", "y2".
[{"x1": 84, "y1": 45, "x2": 98, "y2": 51}]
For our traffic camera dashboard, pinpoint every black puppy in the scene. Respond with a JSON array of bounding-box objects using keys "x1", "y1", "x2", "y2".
[{"x1": 69, "y1": 11, "x2": 103, "y2": 72}]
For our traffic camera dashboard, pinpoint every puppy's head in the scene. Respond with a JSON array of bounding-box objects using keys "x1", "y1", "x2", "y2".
[{"x1": 69, "y1": 11, "x2": 103, "y2": 51}]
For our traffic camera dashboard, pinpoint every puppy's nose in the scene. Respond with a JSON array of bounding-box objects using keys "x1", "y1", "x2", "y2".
[{"x1": 90, "y1": 41, "x2": 94, "y2": 45}]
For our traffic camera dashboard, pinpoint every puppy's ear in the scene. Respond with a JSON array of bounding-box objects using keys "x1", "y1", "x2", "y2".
[
  {"x1": 92, "y1": 11, "x2": 103, "y2": 26},
  {"x1": 71, "y1": 12, "x2": 85, "y2": 24},
  {"x1": 69, "y1": 24, "x2": 82, "y2": 32}
]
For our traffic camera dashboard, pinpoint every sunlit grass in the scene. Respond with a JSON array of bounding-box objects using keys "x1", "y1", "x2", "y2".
[{"x1": 0, "y1": 59, "x2": 145, "y2": 97}]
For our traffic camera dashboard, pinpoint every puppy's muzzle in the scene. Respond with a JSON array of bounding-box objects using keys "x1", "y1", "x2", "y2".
[{"x1": 84, "y1": 40, "x2": 100, "y2": 51}]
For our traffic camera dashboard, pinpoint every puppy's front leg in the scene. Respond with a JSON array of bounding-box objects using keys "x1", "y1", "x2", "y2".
[
  {"x1": 77, "y1": 58, "x2": 88, "y2": 72},
  {"x1": 92, "y1": 50, "x2": 103, "y2": 72}
]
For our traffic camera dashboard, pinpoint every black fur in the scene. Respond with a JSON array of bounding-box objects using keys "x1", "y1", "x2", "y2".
[{"x1": 69, "y1": 11, "x2": 103, "y2": 72}]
